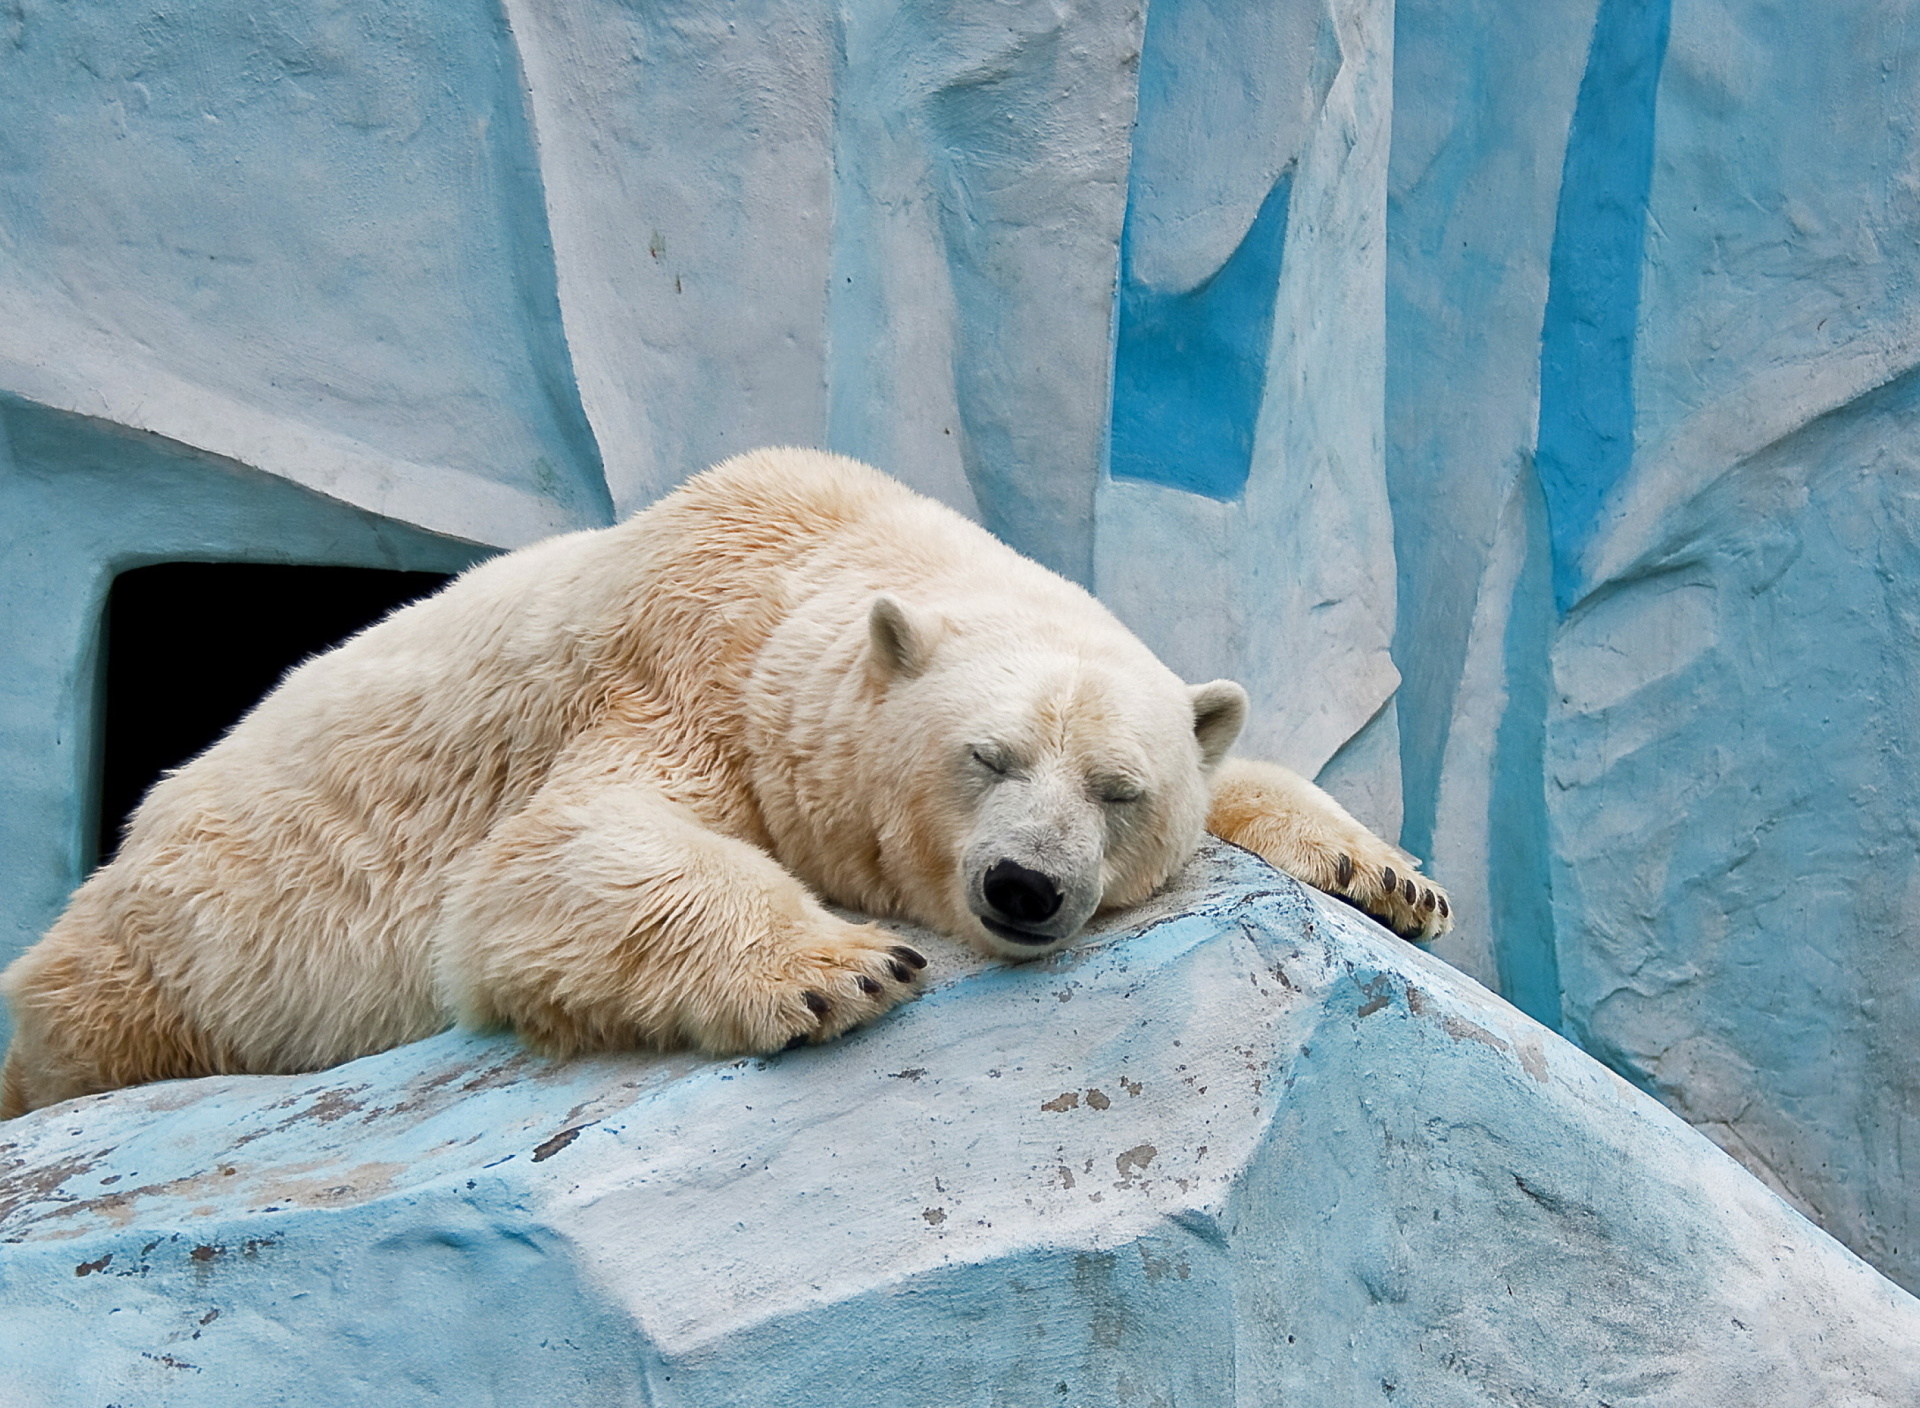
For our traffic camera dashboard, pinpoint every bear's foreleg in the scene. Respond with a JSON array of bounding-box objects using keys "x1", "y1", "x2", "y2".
[
  {"x1": 1207, "y1": 758, "x2": 1451, "y2": 941},
  {"x1": 431, "y1": 748, "x2": 926, "y2": 1057}
]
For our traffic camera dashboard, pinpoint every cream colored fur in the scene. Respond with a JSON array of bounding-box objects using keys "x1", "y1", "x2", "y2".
[{"x1": 0, "y1": 449, "x2": 1447, "y2": 1116}]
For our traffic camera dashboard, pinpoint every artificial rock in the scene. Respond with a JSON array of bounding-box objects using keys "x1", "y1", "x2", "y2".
[{"x1": 3, "y1": 845, "x2": 1916, "y2": 1406}]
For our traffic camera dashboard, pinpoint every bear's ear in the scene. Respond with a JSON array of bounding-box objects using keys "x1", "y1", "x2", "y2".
[
  {"x1": 1189, "y1": 680, "x2": 1248, "y2": 769},
  {"x1": 868, "y1": 595, "x2": 940, "y2": 680}
]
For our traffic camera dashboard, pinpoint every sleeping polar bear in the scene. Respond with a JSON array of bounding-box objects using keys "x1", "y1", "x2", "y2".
[{"x1": 1, "y1": 449, "x2": 1448, "y2": 1115}]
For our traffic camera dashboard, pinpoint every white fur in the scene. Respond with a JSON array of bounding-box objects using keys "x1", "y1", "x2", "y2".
[{"x1": 0, "y1": 448, "x2": 1447, "y2": 1115}]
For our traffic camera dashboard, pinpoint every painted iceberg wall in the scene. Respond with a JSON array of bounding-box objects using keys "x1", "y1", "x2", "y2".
[
  {"x1": 1386, "y1": 0, "x2": 1920, "y2": 1293},
  {"x1": 2, "y1": 0, "x2": 1919, "y2": 1307}
]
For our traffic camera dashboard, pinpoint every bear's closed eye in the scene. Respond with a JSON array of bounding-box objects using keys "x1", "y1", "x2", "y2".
[{"x1": 970, "y1": 747, "x2": 1012, "y2": 775}]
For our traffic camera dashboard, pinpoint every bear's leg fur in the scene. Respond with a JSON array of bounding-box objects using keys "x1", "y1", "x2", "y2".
[
  {"x1": 431, "y1": 741, "x2": 927, "y2": 1058},
  {"x1": 1207, "y1": 758, "x2": 1451, "y2": 942},
  {"x1": 0, "y1": 919, "x2": 230, "y2": 1118}
]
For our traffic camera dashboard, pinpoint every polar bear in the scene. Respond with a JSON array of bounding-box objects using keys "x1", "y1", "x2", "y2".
[{"x1": 0, "y1": 449, "x2": 1447, "y2": 1116}]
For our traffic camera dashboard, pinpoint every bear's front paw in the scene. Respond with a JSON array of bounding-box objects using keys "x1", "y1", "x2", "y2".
[{"x1": 695, "y1": 917, "x2": 928, "y2": 1056}]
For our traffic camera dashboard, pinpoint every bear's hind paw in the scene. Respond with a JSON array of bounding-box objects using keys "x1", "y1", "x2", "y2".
[
  {"x1": 1207, "y1": 758, "x2": 1453, "y2": 944},
  {"x1": 1318, "y1": 854, "x2": 1452, "y2": 945}
]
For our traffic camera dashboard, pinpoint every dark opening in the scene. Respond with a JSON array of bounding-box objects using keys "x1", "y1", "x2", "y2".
[{"x1": 98, "y1": 563, "x2": 454, "y2": 862}]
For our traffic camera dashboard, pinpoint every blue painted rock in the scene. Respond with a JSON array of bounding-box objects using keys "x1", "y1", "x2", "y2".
[{"x1": 3, "y1": 843, "x2": 1915, "y2": 1405}]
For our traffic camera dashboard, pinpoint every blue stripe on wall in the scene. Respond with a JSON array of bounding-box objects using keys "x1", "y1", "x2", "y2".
[
  {"x1": 1536, "y1": 0, "x2": 1672, "y2": 611},
  {"x1": 1109, "y1": 169, "x2": 1293, "y2": 501},
  {"x1": 1491, "y1": 465, "x2": 1563, "y2": 1029}
]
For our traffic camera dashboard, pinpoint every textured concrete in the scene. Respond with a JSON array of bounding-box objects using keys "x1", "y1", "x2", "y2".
[
  {"x1": 1541, "y1": 0, "x2": 1920, "y2": 1295},
  {"x1": 1384, "y1": 0, "x2": 1920, "y2": 1291},
  {"x1": 0, "y1": 0, "x2": 611, "y2": 547},
  {"x1": 5, "y1": 844, "x2": 1916, "y2": 1406}
]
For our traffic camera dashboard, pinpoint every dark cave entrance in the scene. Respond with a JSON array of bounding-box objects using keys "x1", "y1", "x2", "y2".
[{"x1": 97, "y1": 563, "x2": 454, "y2": 862}]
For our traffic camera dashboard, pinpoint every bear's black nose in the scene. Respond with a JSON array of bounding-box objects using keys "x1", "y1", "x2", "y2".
[{"x1": 982, "y1": 859, "x2": 1063, "y2": 925}]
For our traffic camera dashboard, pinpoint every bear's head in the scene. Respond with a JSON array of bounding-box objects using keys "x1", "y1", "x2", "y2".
[{"x1": 856, "y1": 593, "x2": 1247, "y2": 959}]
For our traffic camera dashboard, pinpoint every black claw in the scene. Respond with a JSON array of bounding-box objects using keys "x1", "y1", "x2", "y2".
[
  {"x1": 1402, "y1": 877, "x2": 1417, "y2": 904},
  {"x1": 1382, "y1": 866, "x2": 1398, "y2": 893},
  {"x1": 1438, "y1": 895, "x2": 1450, "y2": 919},
  {"x1": 1418, "y1": 888, "x2": 1435, "y2": 912},
  {"x1": 784, "y1": 1032, "x2": 809, "y2": 1051},
  {"x1": 888, "y1": 960, "x2": 912, "y2": 983},
  {"x1": 1335, "y1": 853, "x2": 1354, "y2": 887},
  {"x1": 857, "y1": 975, "x2": 882, "y2": 995},
  {"x1": 803, "y1": 989, "x2": 830, "y2": 1018},
  {"x1": 890, "y1": 945, "x2": 928, "y2": 970}
]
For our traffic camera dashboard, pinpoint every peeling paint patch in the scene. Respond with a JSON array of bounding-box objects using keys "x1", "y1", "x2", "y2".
[
  {"x1": 0, "y1": 1149, "x2": 112, "y2": 1225},
  {"x1": 1517, "y1": 1039, "x2": 1550, "y2": 1083},
  {"x1": 1115, "y1": 1144, "x2": 1157, "y2": 1185},
  {"x1": 1139, "y1": 1244, "x2": 1191, "y2": 1282},
  {"x1": 531, "y1": 1127, "x2": 585, "y2": 1163},
  {"x1": 1443, "y1": 1016, "x2": 1509, "y2": 1052},
  {"x1": 458, "y1": 1053, "x2": 542, "y2": 1095}
]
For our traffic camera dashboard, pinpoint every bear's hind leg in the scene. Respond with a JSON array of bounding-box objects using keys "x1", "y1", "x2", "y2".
[
  {"x1": 1207, "y1": 757, "x2": 1452, "y2": 942},
  {"x1": 0, "y1": 921, "x2": 227, "y2": 1116},
  {"x1": 432, "y1": 753, "x2": 927, "y2": 1058}
]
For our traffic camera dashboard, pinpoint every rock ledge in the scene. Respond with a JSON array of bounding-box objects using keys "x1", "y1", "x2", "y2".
[{"x1": 3, "y1": 844, "x2": 1916, "y2": 1406}]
